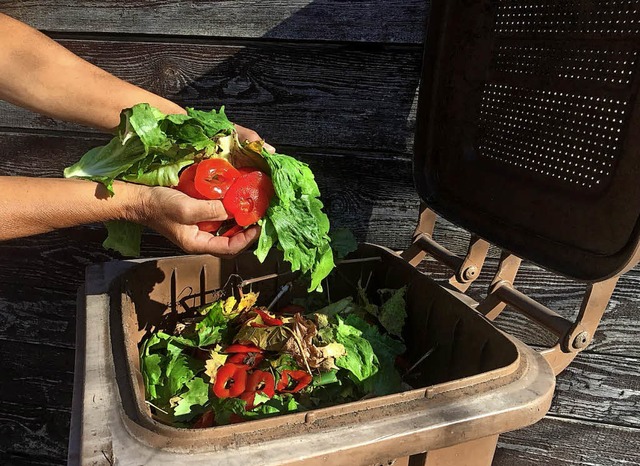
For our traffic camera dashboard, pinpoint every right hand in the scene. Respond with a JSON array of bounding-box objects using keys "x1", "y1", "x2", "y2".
[{"x1": 133, "y1": 185, "x2": 260, "y2": 257}]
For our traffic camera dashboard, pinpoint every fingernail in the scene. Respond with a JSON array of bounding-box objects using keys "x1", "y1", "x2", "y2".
[{"x1": 264, "y1": 142, "x2": 276, "y2": 154}]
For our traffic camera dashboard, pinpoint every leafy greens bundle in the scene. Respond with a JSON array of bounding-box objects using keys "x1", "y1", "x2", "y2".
[{"x1": 64, "y1": 104, "x2": 333, "y2": 291}]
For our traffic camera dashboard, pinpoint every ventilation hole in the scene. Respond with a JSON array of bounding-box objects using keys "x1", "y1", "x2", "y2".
[
  {"x1": 494, "y1": 44, "x2": 637, "y2": 85},
  {"x1": 494, "y1": 0, "x2": 640, "y2": 35},
  {"x1": 477, "y1": 83, "x2": 624, "y2": 190}
]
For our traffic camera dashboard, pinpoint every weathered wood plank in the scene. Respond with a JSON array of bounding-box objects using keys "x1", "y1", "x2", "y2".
[
  {"x1": 2, "y1": 1, "x2": 428, "y2": 44},
  {"x1": 0, "y1": 288, "x2": 74, "y2": 464},
  {"x1": 0, "y1": 400, "x2": 69, "y2": 465},
  {"x1": 495, "y1": 416, "x2": 640, "y2": 466},
  {"x1": 550, "y1": 353, "x2": 640, "y2": 428},
  {"x1": 0, "y1": 39, "x2": 422, "y2": 154},
  {"x1": 0, "y1": 285, "x2": 76, "y2": 349}
]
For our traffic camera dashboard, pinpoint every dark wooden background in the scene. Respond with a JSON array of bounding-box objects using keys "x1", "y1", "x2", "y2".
[{"x1": 0, "y1": 2, "x2": 638, "y2": 465}]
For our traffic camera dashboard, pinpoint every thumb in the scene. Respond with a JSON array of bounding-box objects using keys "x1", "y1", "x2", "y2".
[{"x1": 176, "y1": 198, "x2": 229, "y2": 224}]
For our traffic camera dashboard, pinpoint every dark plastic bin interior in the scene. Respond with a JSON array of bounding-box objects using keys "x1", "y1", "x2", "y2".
[{"x1": 111, "y1": 244, "x2": 521, "y2": 450}]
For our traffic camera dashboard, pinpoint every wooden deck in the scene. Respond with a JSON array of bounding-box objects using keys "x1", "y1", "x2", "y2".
[{"x1": 0, "y1": 2, "x2": 638, "y2": 464}]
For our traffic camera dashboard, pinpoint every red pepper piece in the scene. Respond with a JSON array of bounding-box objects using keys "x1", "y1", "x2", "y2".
[
  {"x1": 213, "y1": 363, "x2": 248, "y2": 398},
  {"x1": 192, "y1": 410, "x2": 215, "y2": 428},
  {"x1": 255, "y1": 308, "x2": 283, "y2": 326},
  {"x1": 239, "y1": 391, "x2": 256, "y2": 410},
  {"x1": 221, "y1": 224, "x2": 244, "y2": 238},
  {"x1": 224, "y1": 343, "x2": 263, "y2": 353},
  {"x1": 196, "y1": 220, "x2": 223, "y2": 234},
  {"x1": 227, "y1": 352, "x2": 264, "y2": 369},
  {"x1": 276, "y1": 370, "x2": 313, "y2": 393},
  {"x1": 246, "y1": 370, "x2": 276, "y2": 398}
]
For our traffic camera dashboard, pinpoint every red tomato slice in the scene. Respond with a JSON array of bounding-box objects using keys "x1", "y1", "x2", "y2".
[
  {"x1": 176, "y1": 163, "x2": 208, "y2": 200},
  {"x1": 276, "y1": 370, "x2": 312, "y2": 393},
  {"x1": 197, "y1": 220, "x2": 223, "y2": 234},
  {"x1": 237, "y1": 166, "x2": 260, "y2": 175},
  {"x1": 194, "y1": 158, "x2": 241, "y2": 200},
  {"x1": 222, "y1": 171, "x2": 275, "y2": 226}
]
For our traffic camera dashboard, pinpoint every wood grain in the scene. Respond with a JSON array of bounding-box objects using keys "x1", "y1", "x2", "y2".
[
  {"x1": 550, "y1": 353, "x2": 640, "y2": 428},
  {"x1": 495, "y1": 416, "x2": 640, "y2": 466},
  {"x1": 0, "y1": 38, "x2": 422, "y2": 154},
  {"x1": 1, "y1": 1, "x2": 428, "y2": 44}
]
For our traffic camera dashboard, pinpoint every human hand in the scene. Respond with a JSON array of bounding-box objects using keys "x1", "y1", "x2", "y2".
[
  {"x1": 134, "y1": 185, "x2": 260, "y2": 257},
  {"x1": 234, "y1": 123, "x2": 276, "y2": 154}
]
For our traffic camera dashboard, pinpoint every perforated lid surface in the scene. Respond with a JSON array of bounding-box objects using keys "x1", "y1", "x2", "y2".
[{"x1": 414, "y1": 0, "x2": 640, "y2": 281}]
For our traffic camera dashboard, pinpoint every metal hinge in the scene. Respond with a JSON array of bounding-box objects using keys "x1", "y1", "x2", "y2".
[{"x1": 402, "y1": 205, "x2": 618, "y2": 376}]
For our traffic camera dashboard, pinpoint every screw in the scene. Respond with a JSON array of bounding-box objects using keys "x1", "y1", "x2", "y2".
[
  {"x1": 462, "y1": 265, "x2": 478, "y2": 281},
  {"x1": 572, "y1": 331, "x2": 590, "y2": 350}
]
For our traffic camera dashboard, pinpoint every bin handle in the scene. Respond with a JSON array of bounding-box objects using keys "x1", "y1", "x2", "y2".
[
  {"x1": 476, "y1": 251, "x2": 619, "y2": 375},
  {"x1": 401, "y1": 204, "x2": 490, "y2": 292}
]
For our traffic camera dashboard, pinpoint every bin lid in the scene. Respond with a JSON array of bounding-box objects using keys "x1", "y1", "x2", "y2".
[{"x1": 413, "y1": 0, "x2": 640, "y2": 281}]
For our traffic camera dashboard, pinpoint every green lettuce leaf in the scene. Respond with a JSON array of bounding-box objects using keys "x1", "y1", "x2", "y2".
[
  {"x1": 173, "y1": 377, "x2": 209, "y2": 417},
  {"x1": 333, "y1": 315, "x2": 378, "y2": 383},
  {"x1": 342, "y1": 314, "x2": 406, "y2": 396},
  {"x1": 329, "y1": 228, "x2": 358, "y2": 260},
  {"x1": 102, "y1": 221, "x2": 142, "y2": 257},
  {"x1": 244, "y1": 394, "x2": 300, "y2": 419},
  {"x1": 378, "y1": 286, "x2": 408, "y2": 338},
  {"x1": 258, "y1": 150, "x2": 334, "y2": 292},
  {"x1": 62, "y1": 136, "x2": 146, "y2": 193},
  {"x1": 195, "y1": 301, "x2": 232, "y2": 347}
]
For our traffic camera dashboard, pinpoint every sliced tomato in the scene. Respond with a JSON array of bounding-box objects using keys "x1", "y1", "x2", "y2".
[
  {"x1": 212, "y1": 363, "x2": 248, "y2": 398},
  {"x1": 197, "y1": 220, "x2": 223, "y2": 234},
  {"x1": 176, "y1": 163, "x2": 208, "y2": 200},
  {"x1": 254, "y1": 308, "x2": 283, "y2": 326},
  {"x1": 237, "y1": 166, "x2": 260, "y2": 175},
  {"x1": 222, "y1": 171, "x2": 275, "y2": 226},
  {"x1": 194, "y1": 158, "x2": 241, "y2": 200}
]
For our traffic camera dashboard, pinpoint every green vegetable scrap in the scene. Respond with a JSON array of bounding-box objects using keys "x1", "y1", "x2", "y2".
[{"x1": 64, "y1": 103, "x2": 335, "y2": 291}]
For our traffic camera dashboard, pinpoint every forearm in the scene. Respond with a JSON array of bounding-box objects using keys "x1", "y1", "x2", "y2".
[
  {"x1": 0, "y1": 13, "x2": 185, "y2": 132},
  {"x1": 0, "y1": 177, "x2": 145, "y2": 240}
]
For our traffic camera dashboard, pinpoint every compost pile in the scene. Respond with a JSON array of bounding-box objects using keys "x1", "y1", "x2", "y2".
[{"x1": 139, "y1": 282, "x2": 408, "y2": 428}]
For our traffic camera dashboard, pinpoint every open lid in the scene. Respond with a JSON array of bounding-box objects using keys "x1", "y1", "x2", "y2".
[{"x1": 414, "y1": 0, "x2": 640, "y2": 281}]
